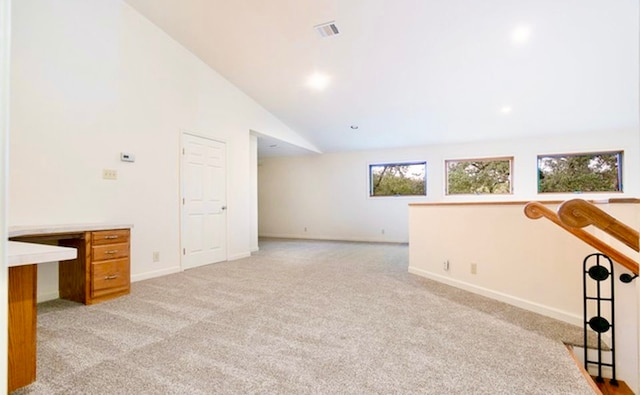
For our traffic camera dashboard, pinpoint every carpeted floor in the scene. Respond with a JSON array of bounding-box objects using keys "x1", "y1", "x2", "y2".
[{"x1": 14, "y1": 238, "x2": 596, "y2": 394}]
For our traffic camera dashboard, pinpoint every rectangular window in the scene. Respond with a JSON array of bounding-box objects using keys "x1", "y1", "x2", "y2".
[
  {"x1": 537, "y1": 151, "x2": 623, "y2": 193},
  {"x1": 445, "y1": 157, "x2": 513, "y2": 195},
  {"x1": 369, "y1": 162, "x2": 426, "y2": 197}
]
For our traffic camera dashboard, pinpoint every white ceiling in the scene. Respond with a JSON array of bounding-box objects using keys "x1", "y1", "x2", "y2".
[{"x1": 123, "y1": 0, "x2": 639, "y2": 156}]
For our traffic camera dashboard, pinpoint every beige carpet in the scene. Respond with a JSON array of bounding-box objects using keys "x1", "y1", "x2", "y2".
[{"x1": 14, "y1": 238, "x2": 595, "y2": 394}]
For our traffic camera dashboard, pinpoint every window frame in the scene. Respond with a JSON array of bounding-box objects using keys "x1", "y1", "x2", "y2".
[
  {"x1": 368, "y1": 161, "x2": 427, "y2": 198},
  {"x1": 536, "y1": 150, "x2": 623, "y2": 194},
  {"x1": 444, "y1": 156, "x2": 514, "y2": 196}
]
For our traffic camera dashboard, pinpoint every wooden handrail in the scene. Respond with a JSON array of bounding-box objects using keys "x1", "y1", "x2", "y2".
[
  {"x1": 557, "y1": 198, "x2": 639, "y2": 252},
  {"x1": 524, "y1": 202, "x2": 639, "y2": 275}
]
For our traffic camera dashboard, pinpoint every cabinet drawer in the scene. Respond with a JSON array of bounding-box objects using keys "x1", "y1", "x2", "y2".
[
  {"x1": 92, "y1": 243, "x2": 129, "y2": 261},
  {"x1": 91, "y1": 258, "x2": 130, "y2": 298},
  {"x1": 91, "y1": 229, "x2": 130, "y2": 246}
]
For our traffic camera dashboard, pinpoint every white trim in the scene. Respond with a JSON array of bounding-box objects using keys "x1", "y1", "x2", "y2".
[
  {"x1": 408, "y1": 266, "x2": 583, "y2": 327},
  {"x1": 131, "y1": 266, "x2": 182, "y2": 282},
  {"x1": 249, "y1": 134, "x2": 259, "y2": 253},
  {"x1": 259, "y1": 233, "x2": 408, "y2": 244},
  {"x1": 227, "y1": 252, "x2": 251, "y2": 261}
]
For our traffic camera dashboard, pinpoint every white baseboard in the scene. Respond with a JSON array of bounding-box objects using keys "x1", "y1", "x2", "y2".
[
  {"x1": 259, "y1": 233, "x2": 408, "y2": 244},
  {"x1": 408, "y1": 266, "x2": 582, "y2": 327},
  {"x1": 228, "y1": 252, "x2": 251, "y2": 261},
  {"x1": 131, "y1": 266, "x2": 181, "y2": 282},
  {"x1": 132, "y1": 254, "x2": 250, "y2": 283},
  {"x1": 37, "y1": 291, "x2": 60, "y2": 303}
]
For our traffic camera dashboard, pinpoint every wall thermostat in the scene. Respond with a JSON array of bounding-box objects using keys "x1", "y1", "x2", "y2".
[{"x1": 120, "y1": 152, "x2": 135, "y2": 162}]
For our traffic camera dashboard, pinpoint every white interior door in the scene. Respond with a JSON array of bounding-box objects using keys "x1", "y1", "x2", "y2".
[{"x1": 181, "y1": 133, "x2": 227, "y2": 269}]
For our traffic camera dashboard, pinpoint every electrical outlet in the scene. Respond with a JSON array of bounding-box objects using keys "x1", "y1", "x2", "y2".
[
  {"x1": 381, "y1": 229, "x2": 385, "y2": 235},
  {"x1": 443, "y1": 260, "x2": 449, "y2": 271},
  {"x1": 471, "y1": 263, "x2": 477, "y2": 275},
  {"x1": 152, "y1": 252, "x2": 160, "y2": 262},
  {"x1": 304, "y1": 227, "x2": 308, "y2": 232},
  {"x1": 102, "y1": 169, "x2": 118, "y2": 180}
]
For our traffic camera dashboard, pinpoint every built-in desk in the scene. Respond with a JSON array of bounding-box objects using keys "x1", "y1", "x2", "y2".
[
  {"x1": 7, "y1": 241, "x2": 77, "y2": 392},
  {"x1": 9, "y1": 223, "x2": 133, "y2": 305},
  {"x1": 7, "y1": 223, "x2": 133, "y2": 392}
]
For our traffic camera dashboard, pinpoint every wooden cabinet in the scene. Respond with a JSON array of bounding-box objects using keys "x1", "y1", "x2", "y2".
[
  {"x1": 58, "y1": 228, "x2": 131, "y2": 304},
  {"x1": 7, "y1": 225, "x2": 129, "y2": 392},
  {"x1": 90, "y1": 229, "x2": 131, "y2": 302},
  {"x1": 10, "y1": 226, "x2": 131, "y2": 305},
  {"x1": 91, "y1": 228, "x2": 130, "y2": 246}
]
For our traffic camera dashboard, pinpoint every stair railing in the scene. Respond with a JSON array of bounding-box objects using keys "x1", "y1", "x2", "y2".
[
  {"x1": 583, "y1": 253, "x2": 617, "y2": 385},
  {"x1": 523, "y1": 202, "x2": 639, "y2": 275},
  {"x1": 525, "y1": 200, "x2": 639, "y2": 387},
  {"x1": 558, "y1": 199, "x2": 639, "y2": 252}
]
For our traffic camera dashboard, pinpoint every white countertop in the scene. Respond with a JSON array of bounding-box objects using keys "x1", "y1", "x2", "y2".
[
  {"x1": 9, "y1": 223, "x2": 133, "y2": 238},
  {"x1": 8, "y1": 241, "x2": 77, "y2": 267}
]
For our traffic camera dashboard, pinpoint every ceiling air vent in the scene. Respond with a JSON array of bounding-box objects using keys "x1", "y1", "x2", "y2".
[{"x1": 314, "y1": 21, "x2": 340, "y2": 37}]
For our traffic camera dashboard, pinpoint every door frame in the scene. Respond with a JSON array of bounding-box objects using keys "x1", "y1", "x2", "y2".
[{"x1": 179, "y1": 131, "x2": 229, "y2": 270}]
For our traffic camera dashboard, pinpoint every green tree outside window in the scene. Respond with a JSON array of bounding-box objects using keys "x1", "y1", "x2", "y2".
[
  {"x1": 537, "y1": 152, "x2": 622, "y2": 193},
  {"x1": 446, "y1": 158, "x2": 512, "y2": 195},
  {"x1": 369, "y1": 162, "x2": 426, "y2": 197}
]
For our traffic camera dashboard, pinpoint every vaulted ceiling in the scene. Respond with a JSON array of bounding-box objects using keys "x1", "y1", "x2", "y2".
[{"x1": 123, "y1": 0, "x2": 639, "y2": 155}]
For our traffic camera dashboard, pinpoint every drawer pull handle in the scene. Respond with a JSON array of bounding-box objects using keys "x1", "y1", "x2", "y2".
[
  {"x1": 104, "y1": 235, "x2": 119, "y2": 239},
  {"x1": 104, "y1": 275, "x2": 118, "y2": 280},
  {"x1": 105, "y1": 250, "x2": 118, "y2": 254}
]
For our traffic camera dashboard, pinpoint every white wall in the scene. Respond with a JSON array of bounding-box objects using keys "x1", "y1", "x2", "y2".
[
  {"x1": 259, "y1": 128, "x2": 639, "y2": 242},
  {"x1": 259, "y1": 150, "x2": 421, "y2": 243},
  {"x1": 9, "y1": 0, "x2": 314, "y2": 299},
  {"x1": 0, "y1": 0, "x2": 10, "y2": 390},
  {"x1": 408, "y1": 201, "x2": 639, "y2": 389}
]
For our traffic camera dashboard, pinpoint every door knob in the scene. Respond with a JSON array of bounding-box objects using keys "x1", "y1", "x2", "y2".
[{"x1": 221, "y1": 206, "x2": 227, "y2": 210}]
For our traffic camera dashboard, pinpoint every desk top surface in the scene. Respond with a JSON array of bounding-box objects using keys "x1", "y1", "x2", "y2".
[
  {"x1": 8, "y1": 241, "x2": 78, "y2": 267},
  {"x1": 9, "y1": 222, "x2": 133, "y2": 238}
]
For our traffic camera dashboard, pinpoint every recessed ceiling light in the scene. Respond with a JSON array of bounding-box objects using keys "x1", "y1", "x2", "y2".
[
  {"x1": 350, "y1": 125, "x2": 359, "y2": 130},
  {"x1": 306, "y1": 72, "x2": 330, "y2": 91},
  {"x1": 500, "y1": 106, "x2": 512, "y2": 114},
  {"x1": 511, "y1": 25, "x2": 531, "y2": 45}
]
